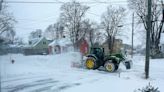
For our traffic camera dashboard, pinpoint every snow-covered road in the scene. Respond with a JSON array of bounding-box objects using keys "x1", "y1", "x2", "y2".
[{"x1": 0, "y1": 52, "x2": 164, "y2": 92}]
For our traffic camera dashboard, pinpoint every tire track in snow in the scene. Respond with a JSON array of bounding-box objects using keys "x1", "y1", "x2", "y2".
[
  {"x1": 30, "y1": 85, "x2": 53, "y2": 92},
  {"x1": 51, "y1": 83, "x2": 81, "y2": 92},
  {"x1": 2, "y1": 74, "x2": 55, "y2": 83},
  {"x1": 2, "y1": 78, "x2": 58, "y2": 92}
]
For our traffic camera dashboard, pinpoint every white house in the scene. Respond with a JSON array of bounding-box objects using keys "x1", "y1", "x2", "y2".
[
  {"x1": 159, "y1": 33, "x2": 164, "y2": 53},
  {"x1": 48, "y1": 38, "x2": 73, "y2": 54}
]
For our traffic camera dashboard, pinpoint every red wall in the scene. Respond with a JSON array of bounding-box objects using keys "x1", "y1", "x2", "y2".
[{"x1": 80, "y1": 40, "x2": 89, "y2": 55}]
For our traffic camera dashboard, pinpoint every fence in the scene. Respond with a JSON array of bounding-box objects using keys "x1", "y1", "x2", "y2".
[
  {"x1": 23, "y1": 48, "x2": 49, "y2": 55},
  {"x1": 0, "y1": 45, "x2": 48, "y2": 55},
  {"x1": 0, "y1": 46, "x2": 23, "y2": 55}
]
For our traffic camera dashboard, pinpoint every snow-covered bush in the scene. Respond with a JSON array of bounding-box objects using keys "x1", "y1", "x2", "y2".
[{"x1": 134, "y1": 83, "x2": 160, "y2": 92}]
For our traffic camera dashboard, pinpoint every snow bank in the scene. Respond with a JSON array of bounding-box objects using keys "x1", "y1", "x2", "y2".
[{"x1": 0, "y1": 52, "x2": 82, "y2": 79}]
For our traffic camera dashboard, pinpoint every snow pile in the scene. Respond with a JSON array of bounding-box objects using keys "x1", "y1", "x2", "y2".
[{"x1": 0, "y1": 52, "x2": 81, "y2": 78}]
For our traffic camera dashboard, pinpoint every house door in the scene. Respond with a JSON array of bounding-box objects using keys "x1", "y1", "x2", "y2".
[{"x1": 55, "y1": 45, "x2": 61, "y2": 54}]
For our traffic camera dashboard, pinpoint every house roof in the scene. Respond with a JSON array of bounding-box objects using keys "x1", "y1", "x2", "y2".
[
  {"x1": 27, "y1": 37, "x2": 46, "y2": 47},
  {"x1": 160, "y1": 33, "x2": 164, "y2": 44},
  {"x1": 49, "y1": 38, "x2": 72, "y2": 47},
  {"x1": 32, "y1": 37, "x2": 45, "y2": 47}
]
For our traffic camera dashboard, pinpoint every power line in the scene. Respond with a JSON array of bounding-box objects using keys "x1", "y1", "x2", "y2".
[
  {"x1": 16, "y1": 18, "x2": 55, "y2": 26},
  {"x1": 17, "y1": 15, "x2": 57, "y2": 22},
  {"x1": 16, "y1": 27, "x2": 36, "y2": 30},
  {"x1": 92, "y1": 0, "x2": 105, "y2": 4},
  {"x1": 5, "y1": 1, "x2": 63, "y2": 4},
  {"x1": 15, "y1": 11, "x2": 143, "y2": 27},
  {"x1": 5, "y1": 1, "x2": 127, "y2": 4},
  {"x1": 87, "y1": 12, "x2": 101, "y2": 17},
  {"x1": 5, "y1": 0, "x2": 128, "y2": 31},
  {"x1": 86, "y1": 11, "x2": 140, "y2": 26},
  {"x1": 53, "y1": 0, "x2": 64, "y2": 4}
]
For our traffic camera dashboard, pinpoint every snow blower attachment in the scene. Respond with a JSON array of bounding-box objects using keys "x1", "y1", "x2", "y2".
[{"x1": 83, "y1": 47, "x2": 132, "y2": 72}]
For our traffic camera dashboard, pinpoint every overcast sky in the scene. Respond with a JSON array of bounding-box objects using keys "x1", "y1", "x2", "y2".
[{"x1": 5, "y1": 0, "x2": 141, "y2": 45}]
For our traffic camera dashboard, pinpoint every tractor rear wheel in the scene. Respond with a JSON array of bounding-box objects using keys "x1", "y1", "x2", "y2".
[
  {"x1": 104, "y1": 61, "x2": 115, "y2": 72},
  {"x1": 85, "y1": 57, "x2": 99, "y2": 69}
]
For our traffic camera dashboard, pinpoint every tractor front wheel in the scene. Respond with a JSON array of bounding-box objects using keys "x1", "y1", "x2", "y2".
[
  {"x1": 104, "y1": 61, "x2": 115, "y2": 72},
  {"x1": 85, "y1": 57, "x2": 99, "y2": 69}
]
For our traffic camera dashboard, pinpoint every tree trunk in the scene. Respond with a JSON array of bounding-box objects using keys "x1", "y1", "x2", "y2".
[
  {"x1": 107, "y1": 36, "x2": 114, "y2": 54},
  {"x1": 150, "y1": 21, "x2": 164, "y2": 56}
]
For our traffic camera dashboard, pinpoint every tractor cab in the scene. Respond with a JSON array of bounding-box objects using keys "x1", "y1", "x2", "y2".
[{"x1": 90, "y1": 48, "x2": 104, "y2": 60}]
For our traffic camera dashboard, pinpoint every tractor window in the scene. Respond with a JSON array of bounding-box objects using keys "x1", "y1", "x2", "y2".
[
  {"x1": 96, "y1": 48, "x2": 102, "y2": 54},
  {"x1": 92, "y1": 48, "x2": 104, "y2": 59}
]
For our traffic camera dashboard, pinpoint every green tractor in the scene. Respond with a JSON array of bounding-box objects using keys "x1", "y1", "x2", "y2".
[{"x1": 84, "y1": 47, "x2": 132, "y2": 72}]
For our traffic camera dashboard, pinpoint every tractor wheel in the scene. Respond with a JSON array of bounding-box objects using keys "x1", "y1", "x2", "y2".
[
  {"x1": 85, "y1": 57, "x2": 99, "y2": 69},
  {"x1": 104, "y1": 61, "x2": 115, "y2": 72}
]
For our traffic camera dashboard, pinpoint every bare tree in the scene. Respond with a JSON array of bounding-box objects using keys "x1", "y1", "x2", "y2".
[
  {"x1": 1, "y1": 29, "x2": 15, "y2": 43},
  {"x1": 0, "y1": 3, "x2": 16, "y2": 43},
  {"x1": 60, "y1": 1, "x2": 89, "y2": 50},
  {"x1": 13, "y1": 36, "x2": 24, "y2": 45},
  {"x1": 44, "y1": 21, "x2": 64, "y2": 40},
  {"x1": 101, "y1": 6, "x2": 126, "y2": 53},
  {"x1": 54, "y1": 21, "x2": 64, "y2": 39},
  {"x1": 44, "y1": 24, "x2": 56, "y2": 40},
  {"x1": 82, "y1": 19, "x2": 101, "y2": 46},
  {"x1": 128, "y1": 0, "x2": 164, "y2": 56},
  {"x1": 29, "y1": 29, "x2": 42, "y2": 40}
]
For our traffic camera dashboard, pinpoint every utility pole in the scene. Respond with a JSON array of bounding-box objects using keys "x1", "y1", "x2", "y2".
[
  {"x1": 0, "y1": 0, "x2": 3, "y2": 11},
  {"x1": 0, "y1": 1, "x2": 3, "y2": 91},
  {"x1": 131, "y1": 13, "x2": 134, "y2": 58},
  {"x1": 145, "y1": 0, "x2": 152, "y2": 79}
]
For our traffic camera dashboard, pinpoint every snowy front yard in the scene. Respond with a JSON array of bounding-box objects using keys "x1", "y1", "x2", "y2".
[{"x1": 0, "y1": 52, "x2": 164, "y2": 92}]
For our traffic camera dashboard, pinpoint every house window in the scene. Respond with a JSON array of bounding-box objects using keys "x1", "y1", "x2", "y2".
[{"x1": 43, "y1": 42, "x2": 46, "y2": 44}]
